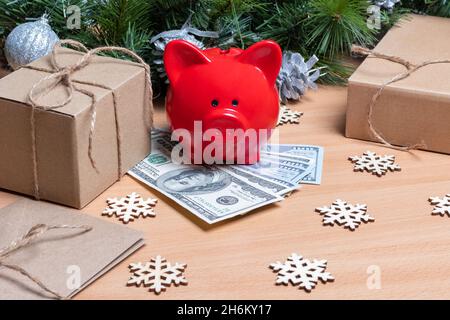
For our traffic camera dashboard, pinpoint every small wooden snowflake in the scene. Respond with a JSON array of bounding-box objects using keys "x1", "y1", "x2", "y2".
[
  {"x1": 127, "y1": 255, "x2": 188, "y2": 294},
  {"x1": 102, "y1": 192, "x2": 157, "y2": 224},
  {"x1": 315, "y1": 199, "x2": 374, "y2": 231},
  {"x1": 429, "y1": 194, "x2": 450, "y2": 217},
  {"x1": 349, "y1": 151, "x2": 401, "y2": 177},
  {"x1": 277, "y1": 105, "x2": 303, "y2": 126},
  {"x1": 270, "y1": 253, "x2": 334, "y2": 292}
]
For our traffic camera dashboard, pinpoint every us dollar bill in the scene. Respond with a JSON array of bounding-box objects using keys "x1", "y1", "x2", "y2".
[
  {"x1": 222, "y1": 166, "x2": 300, "y2": 196},
  {"x1": 235, "y1": 153, "x2": 314, "y2": 188},
  {"x1": 262, "y1": 144, "x2": 324, "y2": 185},
  {"x1": 128, "y1": 136, "x2": 283, "y2": 224},
  {"x1": 149, "y1": 130, "x2": 299, "y2": 195},
  {"x1": 151, "y1": 127, "x2": 171, "y2": 137}
]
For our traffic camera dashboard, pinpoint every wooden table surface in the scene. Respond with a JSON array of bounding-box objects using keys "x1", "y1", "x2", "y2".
[{"x1": 1, "y1": 82, "x2": 450, "y2": 300}]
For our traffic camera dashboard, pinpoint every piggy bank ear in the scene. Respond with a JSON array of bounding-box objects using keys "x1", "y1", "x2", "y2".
[
  {"x1": 237, "y1": 40, "x2": 282, "y2": 85},
  {"x1": 164, "y1": 40, "x2": 211, "y2": 84}
]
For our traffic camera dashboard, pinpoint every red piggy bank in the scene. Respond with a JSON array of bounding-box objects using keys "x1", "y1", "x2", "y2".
[{"x1": 164, "y1": 39, "x2": 282, "y2": 164}]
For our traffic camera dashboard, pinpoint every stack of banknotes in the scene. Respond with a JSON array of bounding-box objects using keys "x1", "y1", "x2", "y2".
[{"x1": 128, "y1": 130, "x2": 324, "y2": 224}]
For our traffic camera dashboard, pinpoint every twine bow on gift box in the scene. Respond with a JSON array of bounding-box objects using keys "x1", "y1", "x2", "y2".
[
  {"x1": 351, "y1": 45, "x2": 450, "y2": 152},
  {"x1": 0, "y1": 223, "x2": 92, "y2": 299},
  {"x1": 23, "y1": 39, "x2": 154, "y2": 200}
]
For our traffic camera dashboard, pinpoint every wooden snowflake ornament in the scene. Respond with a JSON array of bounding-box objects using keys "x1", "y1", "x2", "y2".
[
  {"x1": 429, "y1": 194, "x2": 450, "y2": 217},
  {"x1": 315, "y1": 199, "x2": 374, "y2": 231},
  {"x1": 102, "y1": 192, "x2": 157, "y2": 224},
  {"x1": 277, "y1": 105, "x2": 303, "y2": 126},
  {"x1": 127, "y1": 255, "x2": 188, "y2": 294},
  {"x1": 270, "y1": 253, "x2": 334, "y2": 292},
  {"x1": 349, "y1": 151, "x2": 401, "y2": 177}
]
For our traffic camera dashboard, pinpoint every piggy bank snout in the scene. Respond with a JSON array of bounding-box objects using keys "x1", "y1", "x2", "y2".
[
  {"x1": 203, "y1": 110, "x2": 249, "y2": 134},
  {"x1": 201, "y1": 110, "x2": 261, "y2": 164}
]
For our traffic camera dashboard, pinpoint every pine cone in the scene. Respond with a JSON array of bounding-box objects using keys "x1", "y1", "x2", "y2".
[{"x1": 276, "y1": 51, "x2": 321, "y2": 104}]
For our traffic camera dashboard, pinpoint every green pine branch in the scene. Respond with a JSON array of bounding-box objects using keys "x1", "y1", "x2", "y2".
[
  {"x1": 0, "y1": 0, "x2": 447, "y2": 87},
  {"x1": 306, "y1": 0, "x2": 376, "y2": 59},
  {"x1": 255, "y1": 0, "x2": 310, "y2": 52},
  {"x1": 402, "y1": 0, "x2": 450, "y2": 17}
]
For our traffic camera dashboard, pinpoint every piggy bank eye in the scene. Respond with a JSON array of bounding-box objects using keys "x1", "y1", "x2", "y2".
[
  {"x1": 232, "y1": 99, "x2": 239, "y2": 107},
  {"x1": 211, "y1": 99, "x2": 219, "y2": 107}
]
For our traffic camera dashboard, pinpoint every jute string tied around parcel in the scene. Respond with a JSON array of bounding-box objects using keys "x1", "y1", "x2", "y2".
[
  {"x1": 0, "y1": 224, "x2": 92, "y2": 300},
  {"x1": 351, "y1": 45, "x2": 450, "y2": 152},
  {"x1": 24, "y1": 39, "x2": 154, "y2": 200}
]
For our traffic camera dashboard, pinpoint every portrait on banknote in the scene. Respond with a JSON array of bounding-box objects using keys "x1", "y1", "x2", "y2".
[{"x1": 156, "y1": 168, "x2": 231, "y2": 194}]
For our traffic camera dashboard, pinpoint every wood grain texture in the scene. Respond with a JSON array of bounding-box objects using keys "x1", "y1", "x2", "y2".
[{"x1": 1, "y1": 84, "x2": 450, "y2": 300}]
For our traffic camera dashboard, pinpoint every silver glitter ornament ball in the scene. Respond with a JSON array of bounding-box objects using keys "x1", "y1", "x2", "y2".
[{"x1": 4, "y1": 15, "x2": 59, "y2": 70}]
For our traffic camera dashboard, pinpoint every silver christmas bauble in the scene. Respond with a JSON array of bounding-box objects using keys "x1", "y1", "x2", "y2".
[{"x1": 4, "y1": 16, "x2": 59, "y2": 70}]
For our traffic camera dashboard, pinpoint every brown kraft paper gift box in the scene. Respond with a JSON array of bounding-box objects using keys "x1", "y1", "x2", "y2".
[
  {"x1": 346, "y1": 14, "x2": 450, "y2": 154},
  {"x1": 0, "y1": 47, "x2": 152, "y2": 208}
]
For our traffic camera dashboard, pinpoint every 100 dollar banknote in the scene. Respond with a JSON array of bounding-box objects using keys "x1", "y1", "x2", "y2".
[
  {"x1": 129, "y1": 136, "x2": 283, "y2": 224},
  {"x1": 262, "y1": 144, "x2": 324, "y2": 185},
  {"x1": 235, "y1": 153, "x2": 314, "y2": 188}
]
